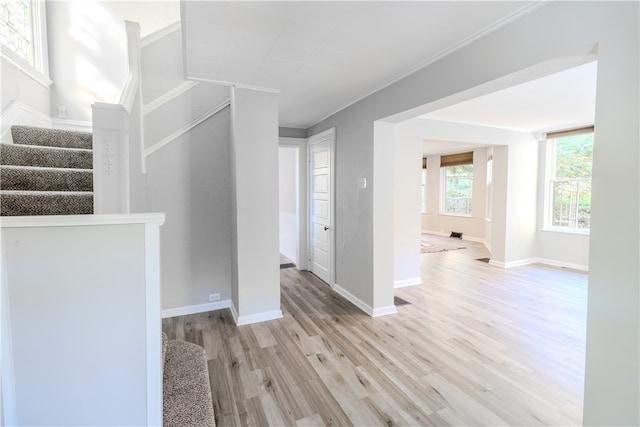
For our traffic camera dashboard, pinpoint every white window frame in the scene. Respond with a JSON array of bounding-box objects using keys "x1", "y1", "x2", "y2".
[
  {"x1": 485, "y1": 148, "x2": 493, "y2": 221},
  {"x1": 421, "y1": 168, "x2": 427, "y2": 213},
  {"x1": 544, "y1": 130, "x2": 593, "y2": 234},
  {"x1": 440, "y1": 164, "x2": 474, "y2": 217},
  {"x1": 0, "y1": 0, "x2": 50, "y2": 87}
]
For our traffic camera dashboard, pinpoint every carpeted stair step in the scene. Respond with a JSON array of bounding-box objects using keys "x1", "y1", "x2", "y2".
[
  {"x1": 1, "y1": 165, "x2": 93, "y2": 192},
  {"x1": 0, "y1": 191, "x2": 93, "y2": 216},
  {"x1": 11, "y1": 125, "x2": 92, "y2": 149},
  {"x1": 0, "y1": 143, "x2": 92, "y2": 169}
]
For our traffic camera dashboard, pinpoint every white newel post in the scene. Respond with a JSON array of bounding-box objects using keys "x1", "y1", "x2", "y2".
[{"x1": 92, "y1": 104, "x2": 131, "y2": 214}]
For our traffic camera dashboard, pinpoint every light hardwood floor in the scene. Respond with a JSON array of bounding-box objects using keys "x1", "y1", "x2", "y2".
[{"x1": 162, "y1": 236, "x2": 587, "y2": 426}]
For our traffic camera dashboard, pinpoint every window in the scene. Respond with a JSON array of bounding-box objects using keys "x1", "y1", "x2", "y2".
[
  {"x1": 441, "y1": 152, "x2": 473, "y2": 215},
  {"x1": 421, "y1": 157, "x2": 427, "y2": 213},
  {"x1": 486, "y1": 149, "x2": 493, "y2": 221},
  {"x1": 547, "y1": 128, "x2": 594, "y2": 230},
  {"x1": 1, "y1": 0, "x2": 33, "y2": 64},
  {"x1": 0, "y1": 0, "x2": 48, "y2": 77}
]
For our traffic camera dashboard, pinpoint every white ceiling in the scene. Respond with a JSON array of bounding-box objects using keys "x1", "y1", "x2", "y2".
[
  {"x1": 421, "y1": 60, "x2": 598, "y2": 133},
  {"x1": 182, "y1": 1, "x2": 541, "y2": 128}
]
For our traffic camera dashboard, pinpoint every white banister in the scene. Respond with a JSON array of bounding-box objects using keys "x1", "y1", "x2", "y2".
[{"x1": 119, "y1": 21, "x2": 141, "y2": 113}]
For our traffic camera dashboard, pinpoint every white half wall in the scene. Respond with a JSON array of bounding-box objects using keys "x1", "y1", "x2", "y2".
[{"x1": 1, "y1": 214, "x2": 164, "y2": 426}]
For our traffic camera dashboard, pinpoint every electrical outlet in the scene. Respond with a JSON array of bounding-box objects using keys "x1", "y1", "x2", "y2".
[{"x1": 209, "y1": 293, "x2": 220, "y2": 302}]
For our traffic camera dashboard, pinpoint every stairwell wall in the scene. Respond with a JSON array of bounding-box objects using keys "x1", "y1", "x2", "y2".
[
  {"x1": 139, "y1": 25, "x2": 233, "y2": 314},
  {"x1": 45, "y1": 1, "x2": 179, "y2": 123}
]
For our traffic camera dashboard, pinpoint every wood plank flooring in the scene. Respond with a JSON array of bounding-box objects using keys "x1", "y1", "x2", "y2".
[{"x1": 162, "y1": 236, "x2": 587, "y2": 426}]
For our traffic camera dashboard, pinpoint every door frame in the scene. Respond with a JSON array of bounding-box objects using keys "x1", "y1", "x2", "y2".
[
  {"x1": 307, "y1": 127, "x2": 336, "y2": 287},
  {"x1": 279, "y1": 137, "x2": 308, "y2": 270}
]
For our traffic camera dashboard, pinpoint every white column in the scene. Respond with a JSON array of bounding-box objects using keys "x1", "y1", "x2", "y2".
[{"x1": 230, "y1": 87, "x2": 282, "y2": 325}]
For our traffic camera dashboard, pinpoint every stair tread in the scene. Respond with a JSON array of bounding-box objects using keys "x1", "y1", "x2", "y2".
[
  {"x1": 1, "y1": 143, "x2": 93, "y2": 169},
  {"x1": 1, "y1": 190, "x2": 93, "y2": 195},
  {"x1": 1, "y1": 143, "x2": 92, "y2": 153},
  {"x1": 11, "y1": 125, "x2": 92, "y2": 149},
  {"x1": 1, "y1": 165, "x2": 93, "y2": 172}
]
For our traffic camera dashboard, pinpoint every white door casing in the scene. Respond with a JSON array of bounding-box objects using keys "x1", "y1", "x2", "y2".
[{"x1": 308, "y1": 128, "x2": 335, "y2": 286}]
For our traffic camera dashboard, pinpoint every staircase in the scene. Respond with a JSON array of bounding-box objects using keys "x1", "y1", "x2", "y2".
[{"x1": 0, "y1": 125, "x2": 94, "y2": 216}]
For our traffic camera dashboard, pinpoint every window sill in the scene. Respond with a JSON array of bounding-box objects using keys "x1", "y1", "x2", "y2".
[
  {"x1": 438, "y1": 213, "x2": 473, "y2": 219},
  {"x1": 540, "y1": 227, "x2": 590, "y2": 236},
  {"x1": 1, "y1": 44, "x2": 52, "y2": 89}
]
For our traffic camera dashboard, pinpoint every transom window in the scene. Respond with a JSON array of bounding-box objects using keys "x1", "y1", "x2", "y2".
[
  {"x1": 546, "y1": 128, "x2": 594, "y2": 231},
  {"x1": 440, "y1": 152, "x2": 473, "y2": 216}
]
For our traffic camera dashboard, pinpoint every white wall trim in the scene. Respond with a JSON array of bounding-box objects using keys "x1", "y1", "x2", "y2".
[
  {"x1": 488, "y1": 257, "x2": 587, "y2": 272},
  {"x1": 186, "y1": 76, "x2": 280, "y2": 94},
  {"x1": 333, "y1": 283, "x2": 373, "y2": 317},
  {"x1": 235, "y1": 310, "x2": 283, "y2": 326},
  {"x1": 535, "y1": 258, "x2": 589, "y2": 272},
  {"x1": 279, "y1": 249, "x2": 297, "y2": 265},
  {"x1": 143, "y1": 220, "x2": 163, "y2": 425},
  {"x1": 394, "y1": 277, "x2": 422, "y2": 288},
  {"x1": 0, "y1": 213, "x2": 165, "y2": 228},
  {"x1": 144, "y1": 99, "x2": 230, "y2": 158},
  {"x1": 140, "y1": 21, "x2": 180, "y2": 47},
  {"x1": 142, "y1": 81, "x2": 198, "y2": 115},
  {"x1": 161, "y1": 300, "x2": 231, "y2": 319},
  {"x1": 1, "y1": 101, "x2": 52, "y2": 142},
  {"x1": 0, "y1": 44, "x2": 52, "y2": 89},
  {"x1": 52, "y1": 118, "x2": 92, "y2": 132},
  {"x1": 489, "y1": 258, "x2": 535, "y2": 268},
  {"x1": 372, "y1": 305, "x2": 398, "y2": 317},
  {"x1": 229, "y1": 302, "x2": 239, "y2": 325}
]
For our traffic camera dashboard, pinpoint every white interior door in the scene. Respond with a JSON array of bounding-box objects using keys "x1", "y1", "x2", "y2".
[{"x1": 308, "y1": 129, "x2": 335, "y2": 285}]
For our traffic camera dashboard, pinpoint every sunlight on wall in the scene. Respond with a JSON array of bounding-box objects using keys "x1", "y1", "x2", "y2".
[{"x1": 67, "y1": 0, "x2": 126, "y2": 116}]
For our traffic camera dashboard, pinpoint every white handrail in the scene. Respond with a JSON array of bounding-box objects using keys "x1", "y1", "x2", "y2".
[
  {"x1": 143, "y1": 98, "x2": 230, "y2": 158},
  {"x1": 118, "y1": 21, "x2": 141, "y2": 113}
]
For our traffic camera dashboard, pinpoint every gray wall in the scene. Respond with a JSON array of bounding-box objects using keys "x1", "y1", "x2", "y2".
[
  {"x1": 146, "y1": 108, "x2": 232, "y2": 309},
  {"x1": 139, "y1": 26, "x2": 233, "y2": 311},
  {"x1": 309, "y1": 2, "x2": 639, "y2": 424}
]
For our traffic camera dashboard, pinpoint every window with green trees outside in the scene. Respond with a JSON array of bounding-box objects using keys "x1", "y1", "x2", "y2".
[{"x1": 548, "y1": 131, "x2": 594, "y2": 230}]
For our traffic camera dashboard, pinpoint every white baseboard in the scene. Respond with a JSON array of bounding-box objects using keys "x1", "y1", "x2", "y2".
[
  {"x1": 228, "y1": 301, "x2": 283, "y2": 325},
  {"x1": 489, "y1": 258, "x2": 536, "y2": 268},
  {"x1": 489, "y1": 257, "x2": 588, "y2": 272},
  {"x1": 236, "y1": 309, "x2": 283, "y2": 326},
  {"x1": 333, "y1": 283, "x2": 373, "y2": 316},
  {"x1": 1, "y1": 101, "x2": 52, "y2": 143},
  {"x1": 52, "y1": 118, "x2": 92, "y2": 132},
  {"x1": 161, "y1": 300, "x2": 230, "y2": 319},
  {"x1": 279, "y1": 249, "x2": 297, "y2": 264},
  {"x1": 394, "y1": 277, "x2": 422, "y2": 288},
  {"x1": 535, "y1": 258, "x2": 589, "y2": 272},
  {"x1": 372, "y1": 305, "x2": 398, "y2": 317}
]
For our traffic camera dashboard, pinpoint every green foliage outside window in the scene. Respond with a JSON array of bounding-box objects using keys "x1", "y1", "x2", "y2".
[
  {"x1": 443, "y1": 164, "x2": 473, "y2": 215},
  {"x1": 551, "y1": 133, "x2": 593, "y2": 229}
]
